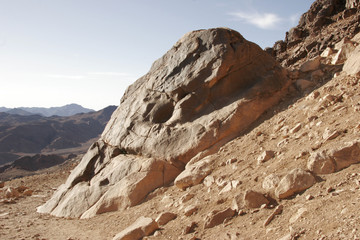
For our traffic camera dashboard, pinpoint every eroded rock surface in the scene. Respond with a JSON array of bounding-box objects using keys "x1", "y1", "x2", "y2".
[{"x1": 38, "y1": 27, "x2": 290, "y2": 218}]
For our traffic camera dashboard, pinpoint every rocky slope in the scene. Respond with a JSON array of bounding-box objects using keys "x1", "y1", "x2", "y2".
[
  {"x1": 269, "y1": 0, "x2": 360, "y2": 68},
  {"x1": 1, "y1": 1, "x2": 360, "y2": 240}
]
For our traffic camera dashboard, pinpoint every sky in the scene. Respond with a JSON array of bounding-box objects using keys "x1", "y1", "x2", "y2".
[{"x1": 0, "y1": 0, "x2": 314, "y2": 110}]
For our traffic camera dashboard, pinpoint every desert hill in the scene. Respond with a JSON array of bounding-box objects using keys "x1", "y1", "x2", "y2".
[
  {"x1": 0, "y1": 105, "x2": 116, "y2": 167},
  {"x1": 1, "y1": 1, "x2": 360, "y2": 240},
  {"x1": 0, "y1": 103, "x2": 94, "y2": 117}
]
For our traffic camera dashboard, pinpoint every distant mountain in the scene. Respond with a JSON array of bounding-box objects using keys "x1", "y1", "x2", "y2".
[
  {"x1": 6, "y1": 108, "x2": 34, "y2": 116},
  {"x1": 0, "y1": 107, "x2": 10, "y2": 112},
  {"x1": 0, "y1": 105, "x2": 117, "y2": 165},
  {"x1": 0, "y1": 103, "x2": 95, "y2": 117}
]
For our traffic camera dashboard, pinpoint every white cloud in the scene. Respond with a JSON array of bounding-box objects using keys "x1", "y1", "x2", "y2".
[
  {"x1": 45, "y1": 74, "x2": 85, "y2": 80},
  {"x1": 229, "y1": 11, "x2": 282, "y2": 29},
  {"x1": 87, "y1": 72, "x2": 132, "y2": 77}
]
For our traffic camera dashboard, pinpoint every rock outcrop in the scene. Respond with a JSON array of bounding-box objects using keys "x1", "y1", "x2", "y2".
[
  {"x1": 269, "y1": 0, "x2": 360, "y2": 68},
  {"x1": 38, "y1": 28, "x2": 290, "y2": 218}
]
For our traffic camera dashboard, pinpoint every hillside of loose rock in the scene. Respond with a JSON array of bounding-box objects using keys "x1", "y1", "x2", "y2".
[{"x1": 1, "y1": 1, "x2": 360, "y2": 240}]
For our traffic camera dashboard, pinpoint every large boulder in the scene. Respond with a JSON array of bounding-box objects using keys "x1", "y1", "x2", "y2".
[
  {"x1": 38, "y1": 28, "x2": 290, "y2": 218},
  {"x1": 101, "y1": 28, "x2": 290, "y2": 167}
]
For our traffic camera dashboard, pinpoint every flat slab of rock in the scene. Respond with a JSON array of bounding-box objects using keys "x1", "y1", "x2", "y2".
[
  {"x1": 330, "y1": 141, "x2": 360, "y2": 171},
  {"x1": 275, "y1": 168, "x2": 316, "y2": 199},
  {"x1": 243, "y1": 190, "x2": 269, "y2": 208},
  {"x1": 155, "y1": 212, "x2": 177, "y2": 226},
  {"x1": 204, "y1": 208, "x2": 236, "y2": 229},
  {"x1": 307, "y1": 141, "x2": 360, "y2": 174},
  {"x1": 113, "y1": 216, "x2": 158, "y2": 240}
]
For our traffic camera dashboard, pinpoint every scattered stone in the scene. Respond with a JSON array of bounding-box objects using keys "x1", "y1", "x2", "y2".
[
  {"x1": 344, "y1": 44, "x2": 360, "y2": 75},
  {"x1": 307, "y1": 91, "x2": 320, "y2": 100},
  {"x1": 0, "y1": 181, "x2": 4, "y2": 188},
  {"x1": 216, "y1": 198, "x2": 226, "y2": 204},
  {"x1": 330, "y1": 141, "x2": 360, "y2": 171},
  {"x1": 231, "y1": 180, "x2": 240, "y2": 188},
  {"x1": 290, "y1": 123, "x2": 302, "y2": 134},
  {"x1": 320, "y1": 47, "x2": 334, "y2": 57},
  {"x1": 112, "y1": 216, "x2": 159, "y2": 240},
  {"x1": 182, "y1": 222, "x2": 197, "y2": 235},
  {"x1": 219, "y1": 182, "x2": 232, "y2": 195},
  {"x1": 215, "y1": 176, "x2": 227, "y2": 188},
  {"x1": 277, "y1": 139, "x2": 289, "y2": 148},
  {"x1": 16, "y1": 186, "x2": 28, "y2": 193},
  {"x1": 262, "y1": 174, "x2": 281, "y2": 191},
  {"x1": 155, "y1": 212, "x2": 177, "y2": 226},
  {"x1": 243, "y1": 190, "x2": 269, "y2": 208},
  {"x1": 184, "y1": 205, "x2": 198, "y2": 217},
  {"x1": 226, "y1": 158, "x2": 237, "y2": 165},
  {"x1": 323, "y1": 128, "x2": 340, "y2": 141},
  {"x1": 300, "y1": 57, "x2": 321, "y2": 72},
  {"x1": 180, "y1": 193, "x2": 195, "y2": 204},
  {"x1": 327, "y1": 187, "x2": 335, "y2": 193},
  {"x1": 275, "y1": 168, "x2": 316, "y2": 199},
  {"x1": 231, "y1": 194, "x2": 243, "y2": 212},
  {"x1": 175, "y1": 156, "x2": 214, "y2": 190},
  {"x1": 307, "y1": 151, "x2": 336, "y2": 174},
  {"x1": 289, "y1": 207, "x2": 308, "y2": 223},
  {"x1": 23, "y1": 189, "x2": 33, "y2": 196},
  {"x1": 306, "y1": 195, "x2": 314, "y2": 200},
  {"x1": 264, "y1": 205, "x2": 283, "y2": 227},
  {"x1": 5, "y1": 187, "x2": 20, "y2": 199},
  {"x1": 204, "y1": 208, "x2": 236, "y2": 229},
  {"x1": 332, "y1": 42, "x2": 356, "y2": 65},
  {"x1": 203, "y1": 175, "x2": 215, "y2": 187},
  {"x1": 257, "y1": 150, "x2": 275, "y2": 164}
]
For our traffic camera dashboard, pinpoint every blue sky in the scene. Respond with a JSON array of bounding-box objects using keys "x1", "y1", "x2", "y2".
[{"x1": 0, "y1": 0, "x2": 314, "y2": 110}]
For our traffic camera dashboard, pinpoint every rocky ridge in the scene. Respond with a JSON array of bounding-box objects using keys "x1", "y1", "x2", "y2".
[
  {"x1": 269, "y1": 0, "x2": 360, "y2": 68},
  {"x1": 1, "y1": 1, "x2": 360, "y2": 239}
]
